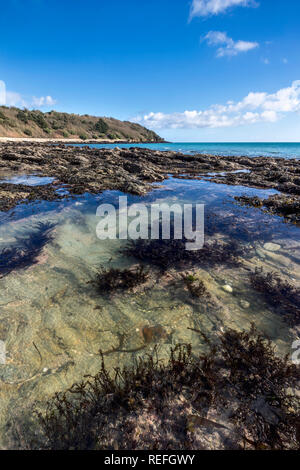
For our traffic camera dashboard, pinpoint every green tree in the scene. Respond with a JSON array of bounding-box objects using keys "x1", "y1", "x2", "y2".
[{"x1": 94, "y1": 118, "x2": 108, "y2": 135}]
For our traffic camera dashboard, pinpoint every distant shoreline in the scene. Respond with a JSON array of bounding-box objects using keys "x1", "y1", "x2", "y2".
[{"x1": 0, "y1": 137, "x2": 165, "y2": 144}]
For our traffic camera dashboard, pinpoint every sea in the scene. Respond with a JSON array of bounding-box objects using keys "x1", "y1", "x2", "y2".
[{"x1": 73, "y1": 142, "x2": 300, "y2": 159}]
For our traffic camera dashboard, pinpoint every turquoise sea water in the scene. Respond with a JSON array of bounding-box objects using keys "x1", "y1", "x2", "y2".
[{"x1": 75, "y1": 142, "x2": 300, "y2": 159}]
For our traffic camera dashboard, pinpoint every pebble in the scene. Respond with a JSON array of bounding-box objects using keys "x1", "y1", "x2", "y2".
[
  {"x1": 42, "y1": 368, "x2": 48, "y2": 373},
  {"x1": 240, "y1": 300, "x2": 250, "y2": 309},
  {"x1": 286, "y1": 387, "x2": 300, "y2": 398},
  {"x1": 263, "y1": 242, "x2": 281, "y2": 252},
  {"x1": 222, "y1": 285, "x2": 233, "y2": 293}
]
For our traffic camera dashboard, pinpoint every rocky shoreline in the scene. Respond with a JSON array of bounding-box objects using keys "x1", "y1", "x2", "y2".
[
  {"x1": 1, "y1": 142, "x2": 299, "y2": 451},
  {"x1": 0, "y1": 142, "x2": 299, "y2": 222}
]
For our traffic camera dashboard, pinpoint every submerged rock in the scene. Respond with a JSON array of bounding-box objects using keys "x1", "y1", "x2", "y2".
[
  {"x1": 222, "y1": 285, "x2": 233, "y2": 294},
  {"x1": 264, "y1": 242, "x2": 281, "y2": 252},
  {"x1": 249, "y1": 267, "x2": 300, "y2": 326},
  {"x1": 239, "y1": 300, "x2": 250, "y2": 309},
  {"x1": 235, "y1": 194, "x2": 300, "y2": 225},
  {"x1": 141, "y1": 325, "x2": 167, "y2": 344}
]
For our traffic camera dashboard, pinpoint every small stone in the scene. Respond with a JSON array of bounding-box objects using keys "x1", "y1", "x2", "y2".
[
  {"x1": 286, "y1": 387, "x2": 300, "y2": 398},
  {"x1": 222, "y1": 285, "x2": 233, "y2": 294},
  {"x1": 263, "y1": 242, "x2": 281, "y2": 252},
  {"x1": 240, "y1": 300, "x2": 250, "y2": 309},
  {"x1": 42, "y1": 368, "x2": 48, "y2": 373}
]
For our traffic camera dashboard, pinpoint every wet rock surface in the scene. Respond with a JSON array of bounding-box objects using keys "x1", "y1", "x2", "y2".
[
  {"x1": 0, "y1": 142, "x2": 299, "y2": 218},
  {"x1": 235, "y1": 194, "x2": 300, "y2": 224}
]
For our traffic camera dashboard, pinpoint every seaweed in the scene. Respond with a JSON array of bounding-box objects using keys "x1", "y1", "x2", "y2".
[
  {"x1": 249, "y1": 268, "x2": 300, "y2": 326},
  {"x1": 235, "y1": 195, "x2": 264, "y2": 209},
  {"x1": 220, "y1": 325, "x2": 297, "y2": 398},
  {"x1": 182, "y1": 274, "x2": 211, "y2": 298},
  {"x1": 220, "y1": 325, "x2": 300, "y2": 449},
  {"x1": 235, "y1": 194, "x2": 300, "y2": 225},
  {"x1": 0, "y1": 182, "x2": 62, "y2": 212},
  {"x1": 206, "y1": 210, "x2": 274, "y2": 244},
  {"x1": 89, "y1": 265, "x2": 149, "y2": 293},
  {"x1": 0, "y1": 222, "x2": 55, "y2": 277},
  {"x1": 98, "y1": 332, "x2": 147, "y2": 356},
  {"x1": 123, "y1": 238, "x2": 245, "y2": 271},
  {"x1": 16, "y1": 326, "x2": 299, "y2": 450}
]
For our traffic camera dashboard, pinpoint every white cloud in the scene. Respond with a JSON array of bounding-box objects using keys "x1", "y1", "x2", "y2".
[
  {"x1": 0, "y1": 81, "x2": 56, "y2": 109},
  {"x1": 204, "y1": 31, "x2": 259, "y2": 57},
  {"x1": 0, "y1": 81, "x2": 6, "y2": 105},
  {"x1": 5, "y1": 91, "x2": 27, "y2": 107},
  {"x1": 31, "y1": 95, "x2": 56, "y2": 107},
  {"x1": 133, "y1": 81, "x2": 300, "y2": 130},
  {"x1": 190, "y1": 0, "x2": 258, "y2": 18}
]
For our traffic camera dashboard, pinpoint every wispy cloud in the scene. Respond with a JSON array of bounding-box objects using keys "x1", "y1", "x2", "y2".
[
  {"x1": 0, "y1": 81, "x2": 6, "y2": 106},
  {"x1": 133, "y1": 81, "x2": 300, "y2": 129},
  {"x1": 0, "y1": 81, "x2": 56, "y2": 108},
  {"x1": 204, "y1": 31, "x2": 258, "y2": 57},
  {"x1": 5, "y1": 91, "x2": 28, "y2": 107},
  {"x1": 189, "y1": 0, "x2": 258, "y2": 19},
  {"x1": 32, "y1": 95, "x2": 56, "y2": 107}
]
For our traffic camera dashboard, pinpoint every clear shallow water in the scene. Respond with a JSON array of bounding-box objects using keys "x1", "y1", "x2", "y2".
[
  {"x1": 0, "y1": 177, "x2": 299, "y2": 447},
  {"x1": 73, "y1": 142, "x2": 300, "y2": 159},
  {"x1": 0, "y1": 175, "x2": 55, "y2": 186}
]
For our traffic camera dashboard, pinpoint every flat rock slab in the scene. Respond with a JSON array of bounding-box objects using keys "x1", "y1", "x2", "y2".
[{"x1": 0, "y1": 142, "x2": 299, "y2": 215}]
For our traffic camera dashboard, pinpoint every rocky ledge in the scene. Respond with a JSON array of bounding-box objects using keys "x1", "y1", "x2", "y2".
[{"x1": 0, "y1": 142, "x2": 299, "y2": 222}]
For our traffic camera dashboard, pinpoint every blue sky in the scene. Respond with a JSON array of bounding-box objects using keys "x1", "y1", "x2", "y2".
[{"x1": 1, "y1": 0, "x2": 300, "y2": 141}]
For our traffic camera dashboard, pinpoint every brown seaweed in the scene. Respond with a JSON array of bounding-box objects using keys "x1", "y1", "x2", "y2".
[
  {"x1": 182, "y1": 274, "x2": 211, "y2": 298},
  {"x1": 235, "y1": 194, "x2": 300, "y2": 224},
  {"x1": 123, "y1": 238, "x2": 245, "y2": 271},
  {"x1": 0, "y1": 222, "x2": 55, "y2": 277},
  {"x1": 249, "y1": 268, "x2": 300, "y2": 326},
  {"x1": 89, "y1": 265, "x2": 149, "y2": 293},
  {"x1": 14, "y1": 326, "x2": 299, "y2": 450}
]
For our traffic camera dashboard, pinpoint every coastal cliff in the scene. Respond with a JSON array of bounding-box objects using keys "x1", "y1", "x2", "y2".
[{"x1": 0, "y1": 106, "x2": 164, "y2": 142}]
